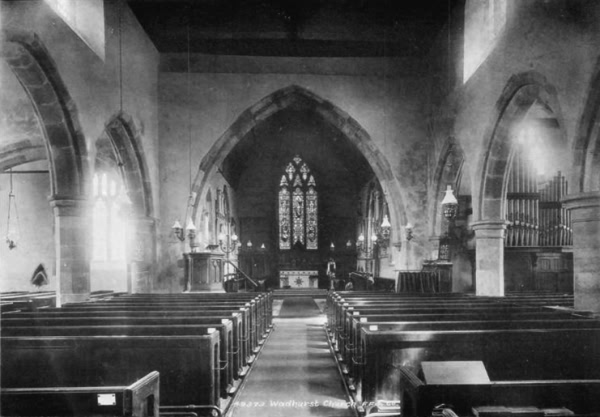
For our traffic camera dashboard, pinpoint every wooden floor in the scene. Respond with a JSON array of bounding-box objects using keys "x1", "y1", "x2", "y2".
[{"x1": 230, "y1": 298, "x2": 355, "y2": 417}]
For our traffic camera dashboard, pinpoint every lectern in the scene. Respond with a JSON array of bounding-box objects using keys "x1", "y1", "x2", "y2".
[{"x1": 184, "y1": 252, "x2": 225, "y2": 292}]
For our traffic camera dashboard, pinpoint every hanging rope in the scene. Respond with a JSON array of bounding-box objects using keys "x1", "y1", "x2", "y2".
[
  {"x1": 119, "y1": 0, "x2": 123, "y2": 113},
  {"x1": 6, "y1": 169, "x2": 20, "y2": 250}
]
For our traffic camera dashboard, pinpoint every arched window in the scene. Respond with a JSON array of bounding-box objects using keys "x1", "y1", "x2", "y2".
[
  {"x1": 279, "y1": 155, "x2": 318, "y2": 250},
  {"x1": 92, "y1": 171, "x2": 130, "y2": 261}
]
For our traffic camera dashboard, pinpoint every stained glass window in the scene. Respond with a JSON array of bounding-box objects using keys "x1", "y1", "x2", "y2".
[{"x1": 279, "y1": 155, "x2": 318, "y2": 250}]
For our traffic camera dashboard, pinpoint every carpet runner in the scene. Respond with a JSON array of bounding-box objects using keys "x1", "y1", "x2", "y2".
[
  {"x1": 229, "y1": 314, "x2": 355, "y2": 417},
  {"x1": 277, "y1": 297, "x2": 322, "y2": 317}
]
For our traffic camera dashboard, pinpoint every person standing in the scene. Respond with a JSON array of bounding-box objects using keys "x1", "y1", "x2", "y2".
[{"x1": 327, "y1": 257, "x2": 337, "y2": 290}]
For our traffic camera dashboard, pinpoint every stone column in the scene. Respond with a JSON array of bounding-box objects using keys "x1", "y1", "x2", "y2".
[
  {"x1": 49, "y1": 198, "x2": 91, "y2": 306},
  {"x1": 472, "y1": 220, "x2": 508, "y2": 296},
  {"x1": 128, "y1": 216, "x2": 157, "y2": 293},
  {"x1": 563, "y1": 192, "x2": 600, "y2": 312}
]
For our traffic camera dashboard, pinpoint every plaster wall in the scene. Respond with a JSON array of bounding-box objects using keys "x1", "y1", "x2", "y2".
[{"x1": 0, "y1": 167, "x2": 54, "y2": 292}]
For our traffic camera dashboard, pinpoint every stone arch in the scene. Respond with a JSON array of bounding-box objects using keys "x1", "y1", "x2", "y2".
[
  {"x1": 103, "y1": 112, "x2": 154, "y2": 218},
  {"x1": 189, "y1": 85, "x2": 408, "y2": 242},
  {"x1": 476, "y1": 71, "x2": 566, "y2": 221},
  {"x1": 429, "y1": 137, "x2": 466, "y2": 237},
  {"x1": 2, "y1": 31, "x2": 90, "y2": 304},
  {"x1": 92, "y1": 112, "x2": 156, "y2": 292},
  {"x1": 2, "y1": 31, "x2": 89, "y2": 198},
  {"x1": 574, "y1": 56, "x2": 600, "y2": 192}
]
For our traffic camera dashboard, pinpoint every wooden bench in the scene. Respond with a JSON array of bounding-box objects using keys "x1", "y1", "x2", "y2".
[
  {"x1": 332, "y1": 304, "x2": 570, "y2": 352},
  {"x1": 50, "y1": 304, "x2": 258, "y2": 362},
  {"x1": 344, "y1": 318, "x2": 600, "y2": 388},
  {"x1": 354, "y1": 327, "x2": 600, "y2": 407},
  {"x1": 63, "y1": 302, "x2": 263, "y2": 353},
  {"x1": 399, "y1": 366, "x2": 600, "y2": 417},
  {"x1": 337, "y1": 309, "x2": 580, "y2": 362},
  {"x1": 2, "y1": 334, "x2": 221, "y2": 409},
  {"x1": 1, "y1": 371, "x2": 159, "y2": 417},
  {"x1": 2, "y1": 320, "x2": 236, "y2": 398},
  {"x1": 2, "y1": 313, "x2": 246, "y2": 380}
]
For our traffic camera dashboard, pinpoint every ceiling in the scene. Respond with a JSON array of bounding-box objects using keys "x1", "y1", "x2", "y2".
[{"x1": 127, "y1": 0, "x2": 463, "y2": 57}]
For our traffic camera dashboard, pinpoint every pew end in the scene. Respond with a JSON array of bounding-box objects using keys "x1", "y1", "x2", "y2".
[
  {"x1": 399, "y1": 366, "x2": 600, "y2": 417},
  {"x1": 1, "y1": 371, "x2": 160, "y2": 417}
]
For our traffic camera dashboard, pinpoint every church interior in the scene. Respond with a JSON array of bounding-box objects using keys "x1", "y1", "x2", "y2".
[{"x1": 1, "y1": 0, "x2": 600, "y2": 416}]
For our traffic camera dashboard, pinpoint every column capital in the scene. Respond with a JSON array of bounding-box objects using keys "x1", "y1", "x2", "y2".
[
  {"x1": 563, "y1": 192, "x2": 600, "y2": 223},
  {"x1": 48, "y1": 197, "x2": 92, "y2": 216},
  {"x1": 471, "y1": 219, "x2": 508, "y2": 239}
]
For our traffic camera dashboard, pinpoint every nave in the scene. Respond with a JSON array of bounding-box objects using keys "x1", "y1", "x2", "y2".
[
  {"x1": 2, "y1": 288, "x2": 600, "y2": 417},
  {"x1": 230, "y1": 297, "x2": 354, "y2": 417}
]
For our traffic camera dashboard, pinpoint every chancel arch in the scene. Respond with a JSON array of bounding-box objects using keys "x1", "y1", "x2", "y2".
[
  {"x1": 2, "y1": 31, "x2": 90, "y2": 305},
  {"x1": 186, "y1": 85, "x2": 409, "y2": 286}
]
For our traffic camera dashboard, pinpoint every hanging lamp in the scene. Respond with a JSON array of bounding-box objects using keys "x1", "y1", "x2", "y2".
[{"x1": 5, "y1": 169, "x2": 21, "y2": 250}]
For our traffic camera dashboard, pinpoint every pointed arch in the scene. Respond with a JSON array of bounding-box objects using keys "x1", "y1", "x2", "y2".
[
  {"x1": 1, "y1": 31, "x2": 89, "y2": 198},
  {"x1": 429, "y1": 137, "x2": 466, "y2": 236},
  {"x1": 104, "y1": 112, "x2": 154, "y2": 218},
  {"x1": 574, "y1": 56, "x2": 600, "y2": 192},
  {"x1": 476, "y1": 71, "x2": 566, "y2": 220},
  {"x1": 189, "y1": 85, "x2": 408, "y2": 241}
]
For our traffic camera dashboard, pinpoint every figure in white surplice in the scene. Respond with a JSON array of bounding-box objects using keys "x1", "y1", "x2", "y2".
[{"x1": 327, "y1": 257, "x2": 337, "y2": 291}]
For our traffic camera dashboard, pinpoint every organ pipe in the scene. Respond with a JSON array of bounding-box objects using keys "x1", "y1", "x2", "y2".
[{"x1": 505, "y1": 154, "x2": 571, "y2": 247}]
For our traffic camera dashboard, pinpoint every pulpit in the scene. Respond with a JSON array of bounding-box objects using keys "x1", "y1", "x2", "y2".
[{"x1": 184, "y1": 252, "x2": 225, "y2": 292}]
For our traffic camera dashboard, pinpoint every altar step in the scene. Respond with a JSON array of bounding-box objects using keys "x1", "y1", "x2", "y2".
[{"x1": 272, "y1": 288, "x2": 328, "y2": 299}]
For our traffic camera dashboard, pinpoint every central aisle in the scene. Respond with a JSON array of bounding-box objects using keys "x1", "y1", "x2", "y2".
[{"x1": 229, "y1": 298, "x2": 355, "y2": 417}]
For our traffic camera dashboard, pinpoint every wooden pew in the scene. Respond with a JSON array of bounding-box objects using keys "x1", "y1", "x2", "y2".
[
  {"x1": 2, "y1": 321, "x2": 236, "y2": 399},
  {"x1": 118, "y1": 292, "x2": 274, "y2": 327},
  {"x1": 1, "y1": 314, "x2": 245, "y2": 384},
  {"x1": 399, "y1": 366, "x2": 600, "y2": 417},
  {"x1": 101, "y1": 292, "x2": 274, "y2": 330},
  {"x1": 337, "y1": 309, "x2": 580, "y2": 362},
  {"x1": 52, "y1": 304, "x2": 257, "y2": 362},
  {"x1": 2, "y1": 334, "x2": 221, "y2": 409},
  {"x1": 1, "y1": 371, "x2": 159, "y2": 417},
  {"x1": 344, "y1": 318, "x2": 600, "y2": 390},
  {"x1": 332, "y1": 304, "x2": 569, "y2": 355},
  {"x1": 354, "y1": 327, "x2": 600, "y2": 407},
  {"x1": 63, "y1": 301, "x2": 263, "y2": 353}
]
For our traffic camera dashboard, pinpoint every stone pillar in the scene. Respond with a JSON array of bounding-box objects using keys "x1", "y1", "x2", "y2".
[
  {"x1": 128, "y1": 216, "x2": 157, "y2": 293},
  {"x1": 472, "y1": 220, "x2": 508, "y2": 296},
  {"x1": 563, "y1": 192, "x2": 600, "y2": 312},
  {"x1": 50, "y1": 198, "x2": 91, "y2": 306}
]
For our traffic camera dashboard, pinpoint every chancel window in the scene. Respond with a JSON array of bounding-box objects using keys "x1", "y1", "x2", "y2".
[
  {"x1": 279, "y1": 155, "x2": 318, "y2": 250},
  {"x1": 92, "y1": 172, "x2": 129, "y2": 261}
]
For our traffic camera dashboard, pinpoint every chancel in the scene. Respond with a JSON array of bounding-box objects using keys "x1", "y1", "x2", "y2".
[{"x1": 2, "y1": 1, "x2": 600, "y2": 416}]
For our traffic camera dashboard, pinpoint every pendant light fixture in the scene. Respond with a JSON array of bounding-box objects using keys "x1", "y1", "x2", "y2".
[{"x1": 5, "y1": 169, "x2": 20, "y2": 250}]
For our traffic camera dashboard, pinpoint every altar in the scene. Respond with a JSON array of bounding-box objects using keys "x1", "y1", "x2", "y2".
[{"x1": 279, "y1": 270, "x2": 318, "y2": 288}]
